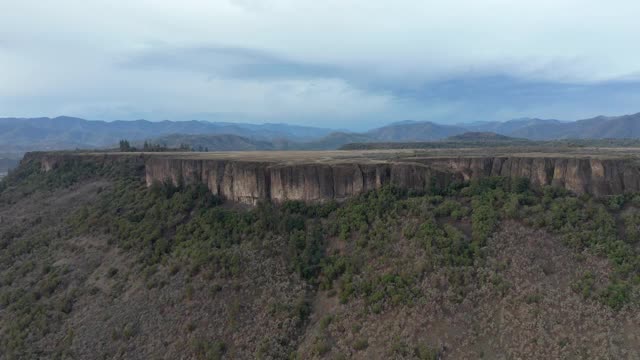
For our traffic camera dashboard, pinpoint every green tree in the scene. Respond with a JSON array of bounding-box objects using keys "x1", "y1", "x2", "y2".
[{"x1": 119, "y1": 139, "x2": 131, "y2": 152}]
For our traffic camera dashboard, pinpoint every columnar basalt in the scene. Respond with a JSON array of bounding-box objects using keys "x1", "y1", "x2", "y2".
[
  {"x1": 144, "y1": 158, "x2": 461, "y2": 204},
  {"x1": 412, "y1": 157, "x2": 640, "y2": 197},
  {"x1": 25, "y1": 151, "x2": 640, "y2": 204}
]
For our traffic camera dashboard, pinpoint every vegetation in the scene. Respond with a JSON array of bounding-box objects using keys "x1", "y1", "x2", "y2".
[
  {"x1": 145, "y1": 133, "x2": 276, "y2": 151},
  {"x1": 6, "y1": 159, "x2": 640, "y2": 310},
  {"x1": 119, "y1": 139, "x2": 191, "y2": 152},
  {"x1": 143, "y1": 141, "x2": 191, "y2": 152},
  {"x1": 2, "y1": 157, "x2": 640, "y2": 357},
  {"x1": 119, "y1": 139, "x2": 133, "y2": 152},
  {"x1": 0, "y1": 155, "x2": 143, "y2": 196}
]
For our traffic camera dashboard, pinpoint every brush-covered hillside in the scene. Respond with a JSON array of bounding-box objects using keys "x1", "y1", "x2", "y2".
[{"x1": 1, "y1": 157, "x2": 640, "y2": 359}]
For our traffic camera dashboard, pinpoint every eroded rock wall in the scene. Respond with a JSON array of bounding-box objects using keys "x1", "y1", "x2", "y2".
[
  {"x1": 414, "y1": 157, "x2": 640, "y2": 197},
  {"x1": 25, "y1": 152, "x2": 640, "y2": 204},
  {"x1": 145, "y1": 158, "x2": 461, "y2": 204}
]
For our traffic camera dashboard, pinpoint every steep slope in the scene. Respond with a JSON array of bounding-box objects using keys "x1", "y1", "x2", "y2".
[
  {"x1": 0, "y1": 162, "x2": 309, "y2": 359},
  {"x1": 1, "y1": 157, "x2": 639, "y2": 359}
]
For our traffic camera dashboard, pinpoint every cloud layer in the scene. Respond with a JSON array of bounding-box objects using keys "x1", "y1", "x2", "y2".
[{"x1": 2, "y1": 0, "x2": 640, "y2": 128}]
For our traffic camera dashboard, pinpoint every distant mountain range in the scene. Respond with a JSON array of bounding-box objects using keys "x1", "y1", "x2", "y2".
[
  {"x1": 0, "y1": 116, "x2": 334, "y2": 152},
  {"x1": 374, "y1": 112, "x2": 640, "y2": 141},
  {"x1": 2, "y1": 112, "x2": 640, "y2": 156},
  {"x1": 364, "y1": 121, "x2": 467, "y2": 141}
]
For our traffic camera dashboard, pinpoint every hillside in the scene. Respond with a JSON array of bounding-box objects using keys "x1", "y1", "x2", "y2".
[
  {"x1": 464, "y1": 118, "x2": 565, "y2": 137},
  {"x1": 562, "y1": 113, "x2": 640, "y2": 139},
  {"x1": 367, "y1": 113, "x2": 640, "y2": 141},
  {"x1": 0, "y1": 117, "x2": 335, "y2": 152},
  {"x1": 470, "y1": 113, "x2": 640, "y2": 140},
  {"x1": 292, "y1": 132, "x2": 374, "y2": 150},
  {"x1": 365, "y1": 121, "x2": 466, "y2": 141},
  {"x1": 1, "y1": 153, "x2": 640, "y2": 358}
]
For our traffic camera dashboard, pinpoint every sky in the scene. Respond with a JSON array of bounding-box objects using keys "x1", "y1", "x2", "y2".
[{"x1": 2, "y1": 0, "x2": 640, "y2": 130}]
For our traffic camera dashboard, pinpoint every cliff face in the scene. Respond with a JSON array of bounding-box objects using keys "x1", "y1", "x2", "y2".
[
  {"x1": 143, "y1": 156, "x2": 640, "y2": 204},
  {"x1": 413, "y1": 157, "x2": 640, "y2": 197},
  {"x1": 25, "y1": 152, "x2": 640, "y2": 204},
  {"x1": 144, "y1": 158, "x2": 459, "y2": 204}
]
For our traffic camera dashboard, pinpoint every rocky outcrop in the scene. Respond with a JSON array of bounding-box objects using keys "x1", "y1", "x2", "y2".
[
  {"x1": 144, "y1": 157, "x2": 460, "y2": 204},
  {"x1": 145, "y1": 156, "x2": 640, "y2": 203},
  {"x1": 412, "y1": 157, "x2": 640, "y2": 197},
  {"x1": 143, "y1": 156, "x2": 640, "y2": 204},
  {"x1": 24, "y1": 152, "x2": 640, "y2": 204}
]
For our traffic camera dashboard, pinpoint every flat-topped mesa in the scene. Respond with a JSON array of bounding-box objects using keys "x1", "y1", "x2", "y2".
[
  {"x1": 141, "y1": 155, "x2": 640, "y2": 203},
  {"x1": 25, "y1": 150, "x2": 640, "y2": 204}
]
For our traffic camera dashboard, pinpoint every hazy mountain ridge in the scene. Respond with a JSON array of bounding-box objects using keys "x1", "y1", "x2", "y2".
[
  {"x1": 465, "y1": 118, "x2": 564, "y2": 138},
  {"x1": 0, "y1": 116, "x2": 335, "y2": 151},
  {"x1": 365, "y1": 121, "x2": 467, "y2": 141},
  {"x1": 2, "y1": 112, "x2": 640, "y2": 154},
  {"x1": 276, "y1": 132, "x2": 375, "y2": 151}
]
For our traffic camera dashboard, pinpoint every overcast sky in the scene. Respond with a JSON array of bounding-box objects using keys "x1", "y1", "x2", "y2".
[{"x1": 2, "y1": 0, "x2": 640, "y2": 129}]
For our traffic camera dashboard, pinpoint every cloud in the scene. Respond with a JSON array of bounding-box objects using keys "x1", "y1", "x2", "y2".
[
  {"x1": 120, "y1": 45, "x2": 345, "y2": 81},
  {"x1": 2, "y1": 0, "x2": 640, "y2": 128}
]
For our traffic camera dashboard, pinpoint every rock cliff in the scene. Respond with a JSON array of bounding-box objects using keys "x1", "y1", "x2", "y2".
[
  {"x1": 144, "y1": 157, "x2": 458, "y2": 204},
  {"x1": 412, "y1": 157, "x2": 640, "y2": 197},
  {"x1": 144, "y1": 156, "x2": 640, "y2": 203},
  {"x1": 23, "y1": 151, "x2": 640, "y2": 204}
]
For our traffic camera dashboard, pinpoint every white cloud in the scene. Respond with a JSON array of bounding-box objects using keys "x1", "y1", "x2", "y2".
[{"x1": 1, "y1": 0, "x2": 640, "y2": 126}]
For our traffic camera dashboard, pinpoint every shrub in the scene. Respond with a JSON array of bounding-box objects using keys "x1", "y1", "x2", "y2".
[
  {"x1": 313, "y1": 338, "x2": 331, "y2": 356},
  {"x1": 572, "y1": 272, "x2": 595, "y2": 299},
  {"x1": 193, "y1": 339, "x2": 226, "y2": 360},
  {"x1": 121, "y1": 322, "x2": 137, "y2": 340},
  {"x1": 353, "y1": 337, "x2": 368, "y2": 351},
  {"x1": 600, "y1": 281, "x2": 631, "y2": 311},
  {"x1": 319, "y1": 315, "x2": 333, "y2": 330},
  {"x1": 414, "y1": 343, "x2": 439, "y2": 360},
  {"x1": 607, "y1": 195, "x2": 625, "y2": 211}
]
